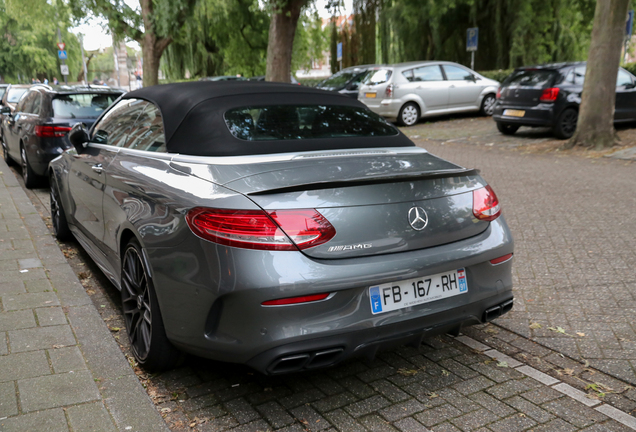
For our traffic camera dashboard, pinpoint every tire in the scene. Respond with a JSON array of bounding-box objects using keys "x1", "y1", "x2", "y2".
[
  {"x1": 49, "y1": 175, "x2": 72, "y2": 241},
  {"x1": 1, "y1": 136, "x2": 13, "y2": 166},
  {"x1": 553, "y1": 108, "x2": 578, "y2": 140},
  {"x1": 121, "y1": 239, "x2": 180, "y2": 372},
  {"x1": 496, "y1": 122, "x2": 520, "y2": 135},
  {"x1": 20, "y1": 144, "x2": 40, "y2": 189},
  {"x1": 480, "y1": 94, "x2": 497, "y2": 116},
  {"x1": 397, "y1": 103, "x2": 420, "y2": 127}
]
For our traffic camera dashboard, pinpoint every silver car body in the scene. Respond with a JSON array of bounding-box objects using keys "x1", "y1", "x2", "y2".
[{"x1": 358, "y1": 61, "x2": 499, "y2": 124}]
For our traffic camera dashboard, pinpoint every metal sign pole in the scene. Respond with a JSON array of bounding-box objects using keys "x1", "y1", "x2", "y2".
[
  {"x1": 471, "y1": 52, "x2": 475, "y2": 71},
  {"x1": 80, "y1": 34, "x2": 88, "y2": 85},
  {"x1": 57, "y1": 28, "x2": 67, "y2": 85}
]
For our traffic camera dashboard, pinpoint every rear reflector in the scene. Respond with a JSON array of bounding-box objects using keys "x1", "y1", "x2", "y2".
[
  {"x1": 490, "y1": 253, "x2": 513, "y2": 265},
  {"x1": 186, "y1": 207, "x2": 336, "y2": 251},
  {"x1": 473, "y1": 185, "x2": 501, "y2": 221},
  {"x1": 35, "y1": 125, "x2": 72, "y2": 138},
  {"x1": 262, "y1": 293, "x2": 331, "y2": 306},
  {"x1": 539, "y1": 87, "x2": 559, "y2": 102}
]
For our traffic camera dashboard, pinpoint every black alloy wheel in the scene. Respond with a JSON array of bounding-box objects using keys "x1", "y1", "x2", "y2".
[
  {"x1": 121, "y1": 239, "x2": 180, "y2": 371},
  {"x1": 49, "y1": 176, "x2": 71, "y2": 241},
  {"x1": 20, "y1": 145, "x2": 39, "y2": 189},
  {"x1": 496, "y1": 122, "x2": 520, "y2": 136},
  {"x1": 480, "y1": 94, "x2": 497, "y2": 116},
  {"x1": 554, "y1": 108, "x2": 578, "y2": 139}
]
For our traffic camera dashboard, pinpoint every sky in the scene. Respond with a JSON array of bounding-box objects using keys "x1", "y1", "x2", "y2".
[{"x1": 72, "y1": 0, "x2": 353, "y2": 52}]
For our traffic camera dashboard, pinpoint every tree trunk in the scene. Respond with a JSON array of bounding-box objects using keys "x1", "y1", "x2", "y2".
[
  {"x1": 265, "y1": 0, "x2": 306, "y2": 82},
  {"x1": 568, "y1": 0, "x2": 629, "y2": 149}
]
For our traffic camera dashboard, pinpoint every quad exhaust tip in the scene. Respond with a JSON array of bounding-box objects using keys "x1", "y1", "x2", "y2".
[
  {"x1": 483, "y1": 299, "x2": 514, "y2": 322},
  {"x1": 268, "y1": 347, "x2": 345, "y2": 374}
]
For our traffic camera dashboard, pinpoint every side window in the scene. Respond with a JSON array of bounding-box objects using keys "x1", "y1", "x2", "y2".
[
  {"x1": 91, "y1": 98, "x2": 146, "y2": 147},
  {"x1": 617, "y1": 69, "x2": 633, "y2": 87},
  {"x1": 573, "y1": 67, "x2": 586, "y2": 85},
  {"x1": 31, "y1": 93, "x2": 42, "y2": 115},
  {"x1": 443, "y1": 65, "x2": 473, "y2": 81},
  {"x1": 412, "y1": 65, "x2": 444, "y2": 82},
  {"x1": 124, "y1": 104, "x2": 166, "y2": 152},
  {"x1": 17, "y1": 91, "x2": 36, "y2": 113}
]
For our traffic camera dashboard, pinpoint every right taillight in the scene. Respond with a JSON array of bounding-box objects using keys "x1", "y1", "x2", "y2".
[
  {"x1": 539, "y1": 87, "x2": 559, "y2": 102},
  {"x1": 496, "y1": 87, "x2": 501, "y2": 99},
  {"x1": 186, "y1": 207, "x2": 336, "y2": 251},
  {"x1": 473, "y1": 185, "x2": 501, "y2": 221},
  {"x1": 385, "y1": 84, "x2": 394, "y2": 98},
  {"x1": 35, "y1": 125, "x2": 72, "y2": 138}
]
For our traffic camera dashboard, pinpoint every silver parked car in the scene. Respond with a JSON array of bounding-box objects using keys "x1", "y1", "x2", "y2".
[
  {"x1": 358, "y1": 61, "x2": 500, "y2": 126},
  {"x1": 50, "y1": 82, "x2": 514, "y2": 374}
]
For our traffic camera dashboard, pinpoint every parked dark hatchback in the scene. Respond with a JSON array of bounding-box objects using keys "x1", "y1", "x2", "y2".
[
  {"x1": 1, "y1": 85, "x2": 123, "y2": 187},
  {"x1": 315, "y1": 65, "x2": 378, "y2": 98},
  {"x1": 493, "y1": 62, "x2": 636, "y2": 139}
]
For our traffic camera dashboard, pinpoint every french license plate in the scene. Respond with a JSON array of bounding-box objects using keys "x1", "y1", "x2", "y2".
[
  {"x1": 369, "y1": 269, "x2": 468, "y2": 315},
  {"x1": 365, "y1": 93, "x2": 377, "y2": 98},
  {"x1": 503, "y1": 109, "x2": 525, "y2": 117}
]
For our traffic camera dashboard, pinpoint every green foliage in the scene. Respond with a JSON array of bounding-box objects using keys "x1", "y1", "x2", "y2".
[
  {"x1": 0, "y1": 0, "x2": 82, "y2": 83},
  {"x1": 623, "y1": 62, "x2": 636, "y2": 76},
  {"x1": 478, "y1": 68, "x2": 513, "y2": 82},
  {"x1": 293, "y1": 10, "x2": 329, "y2": 72}
]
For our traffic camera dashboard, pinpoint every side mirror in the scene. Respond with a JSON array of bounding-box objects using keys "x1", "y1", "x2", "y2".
[
  {"x1": 68, "y1": 123, "x2": 89, "y2": 153},
  {"x1": 466, "y1": 74, "x2": 477, "y2": 82},
  {"x1": 0, "y1": 106, "x2": 11, "y2": 116}
]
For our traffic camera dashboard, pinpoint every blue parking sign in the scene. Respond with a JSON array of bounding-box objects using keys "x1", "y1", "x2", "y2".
[
  {"x1": 337, "y1": 42, "x2": 343, "y2": 61},
  {"x1": 58, "y1": 50, "x2": 67, "y2": 60},
  {"x1": 627, "y1": 10, "x2": 634, "y2": 37},
  {"x1": 466, "y1": 28, "x2": 478, "y2": 52}
]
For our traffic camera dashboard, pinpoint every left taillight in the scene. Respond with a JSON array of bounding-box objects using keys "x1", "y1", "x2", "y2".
[
  {"x1": 35, "y1": 125, "x2": 72, "y2": 138},
  {"x1": 186, "y1": 207, "x2": 336, "y2": 251},
  {"x1": 539, "y1": 87, "x2": 559, "y2": 102},
  {"x1": 472, "y1": 185, "x2": 501, "y2": 221}
]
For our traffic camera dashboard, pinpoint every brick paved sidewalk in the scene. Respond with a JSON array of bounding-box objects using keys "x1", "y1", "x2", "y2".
[{"x1": 0, "y1": 158, "x2": 168, "y2": 432}]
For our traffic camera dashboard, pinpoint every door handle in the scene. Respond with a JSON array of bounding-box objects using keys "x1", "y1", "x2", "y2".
[
  {"x1": 449, "y1": 85, "x2": 456, "y2": 88},
  {"x1": 91, "y1": 164, "x2": 103, "y2": 174}
]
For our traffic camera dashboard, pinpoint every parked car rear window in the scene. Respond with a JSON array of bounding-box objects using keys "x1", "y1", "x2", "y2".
[
  {"x1": 364, "y1": 69, "x2": 392, "y2": 85},
  {"x1": 7, "y1": 88, "x2": 28, "y2": 103},
  {"x1": 52, "y1": 93, "x2": 119, "y2": 119},
  {"x1": 319, "y1": 72, "x2": 358, "y2": 88},
  {"x1": 504, "y1": 70, "x2": 557, "y2": 88},
  {"x1": 224, "y1": 105, "x2": 398, "y2": 141}
]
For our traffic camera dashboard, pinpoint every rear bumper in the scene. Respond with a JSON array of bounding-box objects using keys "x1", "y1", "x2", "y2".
[
  {"x1": 359, "y1": 97, "x2": 401, "y2": 120},
  {"x1": 493, "y1": 102, "x2": 555, "y2": 127},
  {"x1": 147, "y1": 215, "x2": 514, "y2": 373},
  {"x1": 28, "y1": 137, "x2": 70, "y2": 177}
]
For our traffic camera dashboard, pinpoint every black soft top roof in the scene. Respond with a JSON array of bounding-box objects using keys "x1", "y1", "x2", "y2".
[{"x1": 122, "y1": 81, "x2": 413, "y2": 156}]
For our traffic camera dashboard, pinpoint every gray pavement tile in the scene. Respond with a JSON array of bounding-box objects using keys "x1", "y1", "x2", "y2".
[
  {"x1": 323, "y1": 409, "x2": 366, "y2": 432},
  {"x1": 1, "y1": 291, "x2": 59, "y2": 311},
  {"x1": 311, "y1": 392, "x2": 358, "y2": 413},
  {"x1": 229, "y1": 420, "x2": 274, "y2": 432},
  {"x1": 0, "y1": 309, "x2": 36, "y2": 332},
  {"x1": 378, "y1": 399, "x2": 426, "y2": 422},
  {"x1": 0, "y1": 281, "x2": 25, "y2": 295},
  {"x1": 0, "y1": 350, "x2": 51, "y2": 382},
  {"x1": 595, "y1": 404, "x2": 636, "y2": 430},
  {"x1": 393, "y1": 417, "x2": 431, "y2": 432},
  {"x1": 0, "y1": 381, "x2": 18, "y2": 417},
  {"x1": 505, "y1": 395, "x2": 555, "y2": 423},
  {"x1": 468, "y1": 392, "x2": 516, "y2": 418},
  {"x1": 181, "y1": 393, "x2": 218, "y2": 413},
  {"x1": 49, "y1": 346, "x2": 88, "y2": 373},
  {"x1": 542, "y1": 397, "x2": 608, "y2": 428},
  {"x1": 255, "y1": 401, "x2": 295, "y2": 428},
  {"x1": 224, "y1": 397, "x2": 261, "y2": 424},
  {"x1": 24, "y1": 278, "x2": 53, "y2": 293},
  {"x1": 289, "y1": 405, "x2": 329, "y2": 431},
  {"x1": 18, "y1": 369, "x2": 100, "y2": 412},
  {"x1": 414, "y1": 404, "x2": 464, "y2": 428},
  {"x1": 0, "y1": 333, "x2": 6, "y2": 355},
  {"x1": 452, "y1": 376, "x2": 495, "y2": 396},
  {"x1": 552, "y1": 383, "x2": 601, "y2": 407},
  {"x1": 66, "y1": 401, "x2": 117, "y2": 432},
  {"x1": 35, "y1": 307, "x2": 67, "y2": 326},
  {"x1": 429, "y1": 422, "x2": 462, "y2": 432},
  {"x1": 529, "y1": 418, "x2": 578, "y2": 432},
  {"x1": 372, "y1": 379, "x2": 411, "y2": 402},
  {"x1": 487, "y1": 413, "x2": 537, "y2": 432},
  {"x1": 0, "y1": 408, "x2": 69, "y2": 432},
  {"x1": 450, "y1": 407, "x2": 501, "y2": 431},
  {"x1": 359, "y1": 413, "x2": 400, "y2": 432},
  {"x1": 17, "y1": 258, "x2": 42, "y2": 269},
  {"x1": 515, "y1": 365, "x2": 560, "y2": 386},
  {"x1": 8, "y1": 324, "x2": 76, "y2": 353},
  {"x1": 45, "y1": 266, "x2": 93, "y2": 307},
  {"x1": 345, "y1": 395, "x2": 391, "y2": 418}
]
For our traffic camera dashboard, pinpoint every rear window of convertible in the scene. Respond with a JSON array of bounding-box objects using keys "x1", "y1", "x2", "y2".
[{"x1": 224, "y1": 105, "x2": 398, "y2": 141}]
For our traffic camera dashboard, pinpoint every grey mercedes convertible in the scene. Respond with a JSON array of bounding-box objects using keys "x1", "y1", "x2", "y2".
[{"x1": 49, "y1": 82, "x2": 514, "y2": 374}]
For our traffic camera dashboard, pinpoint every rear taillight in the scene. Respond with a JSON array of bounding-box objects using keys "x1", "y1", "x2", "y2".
[
  {"x1": 35, "y1": 125, "x2": 72, "y2": 138},
  {"x1": 186, "y1": 207, "x2": 336, "y2": 251},
  {"x1": 473, "y1": 185, "x2": 501, "y2": 221},
  {"x1": 539, "y1": 87, "x2": 559, "y2": 102},
  {"x1": 385, "y1": 84, "x2": 394, "y2": 98},
  {"x1": 490, "y1": 253, "x2": 513, "y2": 265},
  {"x1": 262, "y1": 293, "x2": 331, "y2": 306},
  {"x1": 496, "y1": 87, "x2": 501, "y2": 99}
]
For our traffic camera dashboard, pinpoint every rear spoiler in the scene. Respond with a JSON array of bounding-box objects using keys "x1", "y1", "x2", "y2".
[{"x1": 248, "y1": 168, "x2": 480, "y2": 196}]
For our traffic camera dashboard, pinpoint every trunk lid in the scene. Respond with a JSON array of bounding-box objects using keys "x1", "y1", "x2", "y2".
[
  {"x1": 500, "y1": 69, "x2": 558, "y2": 107},
  {"x1": 171, "y1": 148, "x2": 490, "y2": 259}
]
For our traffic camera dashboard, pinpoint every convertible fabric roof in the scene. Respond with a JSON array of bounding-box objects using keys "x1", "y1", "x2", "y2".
[{"x1": 122, "y1": 81, "x2": 414, "y2": 157}]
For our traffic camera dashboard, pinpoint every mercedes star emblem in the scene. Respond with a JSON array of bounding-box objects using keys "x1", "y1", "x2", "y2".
[{"x1": 408, "y1": 206, "x2": 428, "y2": 231}]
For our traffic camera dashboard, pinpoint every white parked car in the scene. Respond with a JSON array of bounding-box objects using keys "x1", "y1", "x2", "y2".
[{"x1": 358, "y1": 61, "x2": 500, "y2": 126}]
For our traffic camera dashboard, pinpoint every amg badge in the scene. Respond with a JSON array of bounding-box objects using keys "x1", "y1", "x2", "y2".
[{"x1": 328, "y1": 244, "x2": 373, "y2": 252}]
